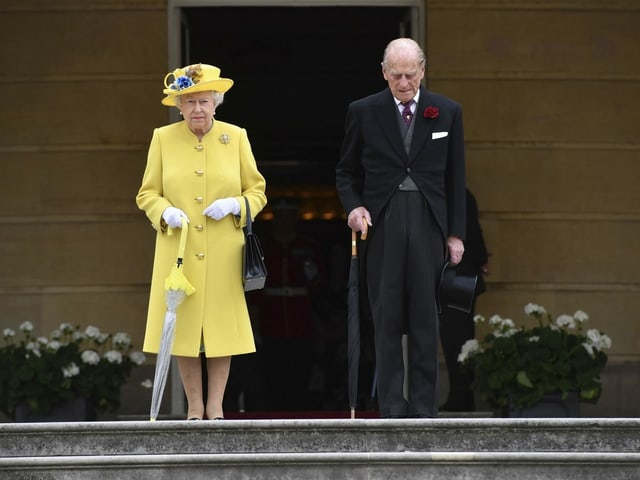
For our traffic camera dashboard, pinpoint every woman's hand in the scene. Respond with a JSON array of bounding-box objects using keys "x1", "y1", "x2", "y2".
[
  {"x1": 203, "y1": 197, "x2": 241, "y2": 220},
  {"x1": 162, "y1": 207, "x2": 190, "y2": 228}
]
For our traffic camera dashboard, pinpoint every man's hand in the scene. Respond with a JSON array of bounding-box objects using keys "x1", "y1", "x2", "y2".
[
  {"x1": 447, "y1": 236, "x2": 464, "y2": 265},
  {"x1": 347, "y1": 206, "x2": 372, "y2": 233}
]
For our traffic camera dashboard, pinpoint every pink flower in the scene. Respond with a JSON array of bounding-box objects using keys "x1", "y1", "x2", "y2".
[{"x1": 424, "y1": 106, "x2": 439, "y2": 119}]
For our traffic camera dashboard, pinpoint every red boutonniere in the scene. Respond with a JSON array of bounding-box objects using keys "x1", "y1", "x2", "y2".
[{"x1": 424, "y1": 106, "x2": 439, "y2": 119}]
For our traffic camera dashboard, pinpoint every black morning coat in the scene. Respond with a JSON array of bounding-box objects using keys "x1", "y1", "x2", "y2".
[{"x1": 336, "y1": 85, "x2": 466, "y2": 243}]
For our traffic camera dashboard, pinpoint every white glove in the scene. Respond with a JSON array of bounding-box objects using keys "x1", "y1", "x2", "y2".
[
  {"x1": 202, "y1": 197, "x2": 240, "y2": 220},
  {"x1": 162, "y1": 207, "x2": 190, "y2": 228}
]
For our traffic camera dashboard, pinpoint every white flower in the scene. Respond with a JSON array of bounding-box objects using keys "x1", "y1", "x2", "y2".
[
  {"x1": 58, "y1": 323, "x2": 74, "y2": 334},
  {"x1": 473, "y1": 314, "x2": 485, "y2": 325},
  {"x1": 585, "y1": 330, "x2": 612, "y2": 352},
  {"x1": 129, "y1": 351, "x2": 146, "y2": 366},
  {"x1": 458, "y1": 339, "x2": 481, "y2": 363},
  {"x1": 3, "y1": 328, "x2": 16, "y2": 338},
  {"x1": 47, "y1": 340, "x2": 61, "y2": 352},
  {"x1": 528, "y1": 336, "x2": 540, "y2": 342},
  {"x1": 104, "y1": 350, "x2": 123, "y2": 364},
  {"x1": 500, "y1": 318, "x2": 515, "y2": 329},
  {"x1": 502, "y1": 328, "x2": 519, "y2": 338},
  {"x1": 25, "y1": 341, "x2": 41, "y2": 357},
  {"x1": 141, "y1": 379, "x2": 153, "y2": 389},
  {"x1": 524, "y1": 303, "x2": 546, "y2": 316},
  {"x1": 85, "y1": 326, "x2": 101, "y2": 339},
  {"x1": 62, "y1": 362, "x2": 80, "y2": 378},
  {"x1": 19, "y1": 321, "x2": 34, "y2": 332},
  {"x1": 582, "y1": 342, "x2": 595, "y2": 356},
  {"x1": 81, "y1": 350, "x2": 101, "y2": 365},
  {"x1": 574, "y1": 310, "x2": 589, "y2": 323},
  {"x1": 491, "y1": 317, "x2": 515, "y2": 336},
  {"x1": 555, "y1": 314, "x2": 576, "y2": 329},
  {"x1": 50, "y1": 329, "x2": 62, "y2": 339},
  {"x1": 581, "y1": 326, "x2": 611, "y2": 356},
  {"x1": 494, "y1": 327, "x2": 518, "y2": 338},
  {"x1": 113, "y1": 333, "x2": 131, "y2": 347},
  {"x1": 586, "y1": 328, "x2": 601, "y2": 345},
  {"x1": 72, "y1": 331, "x2": 85, "y2": 342},
  {"x1": 37, "y1": 336, "x2": 49, "y2": 345}
]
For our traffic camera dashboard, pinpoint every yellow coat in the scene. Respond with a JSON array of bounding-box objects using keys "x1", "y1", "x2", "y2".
[{"x1": 136, "y1": 120, "x2": 267, "y2": 357}]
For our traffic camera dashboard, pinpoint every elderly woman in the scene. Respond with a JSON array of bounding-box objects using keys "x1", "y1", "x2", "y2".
[{"x1": 136, "y1": 63, "x2": 267, "y2": 420}]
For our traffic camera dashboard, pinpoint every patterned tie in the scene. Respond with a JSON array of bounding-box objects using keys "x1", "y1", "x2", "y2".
[{"x1": 401, "y1": 100, "x2": 414, "y2": 126}]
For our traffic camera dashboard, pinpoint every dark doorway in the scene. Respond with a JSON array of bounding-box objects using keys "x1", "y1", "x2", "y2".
[
  {"x1": 181, "y1": 6, "x2": 412, "y2": 417},
  {"x1": 183, "y1": 6, "x2": 411, "y2": 184}
]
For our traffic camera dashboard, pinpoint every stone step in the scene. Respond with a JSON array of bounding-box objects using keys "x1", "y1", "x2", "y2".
[
  {"x1": 1, "y1": 418, "x2": 639, "y2": 457},
  {"x1": 2, "y1": 419, "x2": 640, "y2": 479},
  {"x1": 2, "y1": 451, "x2": 640, "y2": 480}
]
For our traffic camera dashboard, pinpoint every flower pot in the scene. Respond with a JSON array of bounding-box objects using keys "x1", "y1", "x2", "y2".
[
  {"x1": 15, "y1": 397, "x2": 96, "y2": 423},
  {"x1": 506, "y1": 391, "x2": 580, "y2": 418}
]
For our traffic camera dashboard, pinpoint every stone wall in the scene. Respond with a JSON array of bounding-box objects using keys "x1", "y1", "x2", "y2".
[{"x1": 0, "y1": 0, "x2": 638, "y2": 416}]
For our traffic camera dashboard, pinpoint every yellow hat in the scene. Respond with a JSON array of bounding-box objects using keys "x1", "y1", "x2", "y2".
[{"x1": 161, "y1": 63, "x2": 233, "y2": 106}]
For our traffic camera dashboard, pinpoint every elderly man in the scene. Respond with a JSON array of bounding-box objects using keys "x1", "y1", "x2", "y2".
[{"x1": 336, "y1": 38, "x2": 466, "y2": 418}]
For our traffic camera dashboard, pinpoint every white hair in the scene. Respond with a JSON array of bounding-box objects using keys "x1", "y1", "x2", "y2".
[
  {"x1": 381, "y1": 38, "x2": 426, "y2": 69},
  {"x1": 175, "y1": 90, "x2": 225, "y2": 108}
]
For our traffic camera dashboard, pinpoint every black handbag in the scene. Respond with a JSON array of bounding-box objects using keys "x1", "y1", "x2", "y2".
[{"x1": 243, "y1": 197, "x2": 267, "y2": 291}]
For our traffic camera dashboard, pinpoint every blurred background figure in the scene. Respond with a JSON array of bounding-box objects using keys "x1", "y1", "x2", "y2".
[
  {"x1": 439, "y1": 188, "x2": 489, "y2": 412},
  {"x1": 252, "y1": 197, "x2": 328, "y2": 412}
]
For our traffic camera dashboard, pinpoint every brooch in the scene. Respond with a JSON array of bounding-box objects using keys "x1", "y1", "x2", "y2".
[{"x1": 219, "y1": 134, "x2": 230, "y2": 145}]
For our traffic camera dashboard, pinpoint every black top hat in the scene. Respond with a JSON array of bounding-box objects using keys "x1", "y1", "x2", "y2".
[{"x1": 437, "y1": 260, "x2": 478, "y2": 314}]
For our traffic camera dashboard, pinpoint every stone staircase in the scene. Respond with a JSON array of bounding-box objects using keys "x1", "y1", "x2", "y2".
[{"x1": 1, "y1": 418, "x2": 640, "y2": 479}]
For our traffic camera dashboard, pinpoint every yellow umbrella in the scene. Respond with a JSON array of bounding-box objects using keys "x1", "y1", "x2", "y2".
[{"x1": 150, "y1": 217, "x2": 195, "y2": 421}]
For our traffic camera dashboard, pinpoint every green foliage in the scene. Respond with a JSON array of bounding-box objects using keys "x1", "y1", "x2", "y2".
[
  {"x1": 458, "y1": 304, "x2": 611, "y2": 410},
  {"x1": 0, "y1": 323, "x2": 146, "y2": 419}
]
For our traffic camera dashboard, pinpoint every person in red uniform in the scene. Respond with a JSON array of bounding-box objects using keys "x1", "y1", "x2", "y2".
[{"x1": 255, "y1": 197, "x2": 327, "y2": 412}]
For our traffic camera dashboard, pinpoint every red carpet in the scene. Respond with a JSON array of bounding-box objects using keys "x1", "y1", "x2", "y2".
[{"x1": 224, "y1": 410, "x2": 380, "y2": 420}]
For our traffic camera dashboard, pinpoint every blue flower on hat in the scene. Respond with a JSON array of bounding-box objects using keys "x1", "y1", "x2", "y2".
[{"x1": 172, "y1": 75, "x2": 194, "y2": 91}]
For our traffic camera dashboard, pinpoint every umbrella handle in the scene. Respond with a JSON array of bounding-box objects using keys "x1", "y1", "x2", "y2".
[
  {"x1": 360, "y1": 217, "x2": 368, "y2": 240},
  {"x1": 177, "y1": 217, "x2": 189, "y2": 264},
  {"x1": 351, "y1": 218, "x2": 369, "y2": 256}
]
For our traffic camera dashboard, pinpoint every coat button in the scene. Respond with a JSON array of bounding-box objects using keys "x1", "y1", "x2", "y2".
[
  {"x1": 195, "y1": 145, "x2": 204, "y2": 151},
  {"x1": 195, "y1": 253, "x2": 205, "y2": 259},
  {"x1": 195, "y1": 225, "x2": 204, "y2": 231},
  {"x1": 195, "y1": 197, "x2": 204, "y2": 203},
  {"x1": 194, "y1": 169, "x2": 204, "y2": 176}
]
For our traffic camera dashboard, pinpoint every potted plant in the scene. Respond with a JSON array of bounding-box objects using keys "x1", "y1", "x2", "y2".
[
  {"x1": 458, "y1": 303, "x2": 611, "y2": 415},
  {"x1": 0, "y1": 321, "x2": 147, "y2": 421}
]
